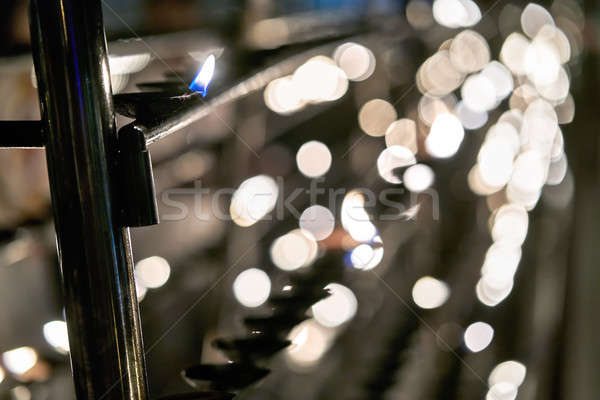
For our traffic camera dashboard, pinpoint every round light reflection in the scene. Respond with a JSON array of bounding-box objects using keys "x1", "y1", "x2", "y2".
[
  {"x1": 43, "y1": 321, "x2": 69, "y2": 354},
  {"x1": 403, "y1": 164, "x2": 435, "y2": 193},
  {"x1": 464, "y1": 322, "x2": 494, "y2": 352},
  {"x1": 349, "y1": 237, "x2": 384, "y2": 270},
  {"x1": 488, "y1": 360, "x2": 527, "y2": 388},
  {"x1": 312, "y1": 283, "x2": 358, "y2": 327},
  {"x1": 286, "y1": 319, "x2": 330, "y2": 367},
  {"x1": 461, "y1": 74, "x2": 498, "y2": 112},
  {"x1": 412, "y1": 276, "x2": 450, "y2": 309},
  {"x1": 425, "y1": 113, "x2": 465, "y2": 158},
  {"x1": 299, "y1": 205, "x2": 335, "y2": 241},
  {"x1": 233, "y1": 268, "x2": 271, "y2": 308},
  {"x1": 449, "y1": 30, "x2": 490, "y2": 73},
  {"x1": 230, "y1": 175, "x2": 279, "y2": 227},
  {"x1": 455, "y1": 101, "x2": 488, "y2": 130},
  {"x1": 486, "y1": 382, "x2": 518, "y2": 400},
  {"x1": 271, "y1": 229, "x2": 318, "y2": 271},
  {"x1": 491, "y1": 204, "x2": 529, "y2": 245},
  {"x1": 333, "y1": 43, "x2": 375, "y2": 82},
  {"x1": 296, "y1": 141, "x2": 332, "y2": 178},
  {"x1": 135, "y1": 256, "x2": 171, "y2": 289},
  {"x1": 521, "y1": 3, "x2": 555, "y2": 39},
  {"x1": 359, "y1": 99, "x2": 398, "y2": 137},
  {"x1": 377, "y1": 146, "x2": 417, "y2": 184},
  {"x1": 2, "y1": 347, "x2": 38, "y2": 375},
  {"x1": 385, "y1": 119, "x2": 418, "y2": 153}
]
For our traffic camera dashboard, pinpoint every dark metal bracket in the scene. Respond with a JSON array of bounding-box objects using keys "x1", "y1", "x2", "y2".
[
  {"x1": 0, "y1": 121, "x2": 45, "y2": 148},
  {"x1": 0, "y1": 120, "x2": 159, "y2": 229},
  {"x1": 117, "y1": 125, "x2": 159, "y2": 227}
]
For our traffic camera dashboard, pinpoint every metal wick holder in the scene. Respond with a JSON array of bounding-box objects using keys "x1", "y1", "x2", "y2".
[{"x1": 114, "y1": 90, "x2": 204, "y2": 122}]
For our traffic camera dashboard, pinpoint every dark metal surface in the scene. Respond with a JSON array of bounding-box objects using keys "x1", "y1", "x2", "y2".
[
  {"x1": 29, "y1": 0, "x2": 149, "y2": 399},
  {"x1": 118, "y1": 125, "x2": 159, "y2": 227},
  {"x1": 181, "y1": 254, "x2": 339, "y2": 395},
  {"x1": 113, "y1": 91, "x2": 199, "y2": 121},
  {"x1": 0, "y1": 120, "x2": 44, "y2": 148}
]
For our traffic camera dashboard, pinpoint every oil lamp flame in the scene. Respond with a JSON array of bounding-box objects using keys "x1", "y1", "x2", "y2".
[{"x1": 189, "y1": 54, "x2": 215, "y2": 96}]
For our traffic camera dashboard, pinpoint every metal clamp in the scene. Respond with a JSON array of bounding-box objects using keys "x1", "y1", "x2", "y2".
[{"x1": 118, "y1": 124, "x2": 159, "y2": 227}]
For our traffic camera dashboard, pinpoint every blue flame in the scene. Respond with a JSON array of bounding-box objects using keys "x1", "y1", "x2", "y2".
[{"x1": 189, "y1": 54, "x2": 216, "y2": 96}]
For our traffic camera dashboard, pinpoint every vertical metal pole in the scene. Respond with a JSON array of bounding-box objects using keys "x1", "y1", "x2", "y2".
[{"x1": 29, "y1": 1, "x2": 149, "y2": 399}]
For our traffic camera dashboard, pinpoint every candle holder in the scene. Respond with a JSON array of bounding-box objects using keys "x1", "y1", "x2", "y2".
[
  {"x1": 113, "y1": 91, "x2": 205, "y2": 122},
  {"x1": 114, "y1": 54, "x2": 215, "y2": 122}
]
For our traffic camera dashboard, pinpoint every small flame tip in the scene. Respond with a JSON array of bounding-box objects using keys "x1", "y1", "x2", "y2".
[{"x1": 189, "y1": 54, "x2": 216, "y2": 95}]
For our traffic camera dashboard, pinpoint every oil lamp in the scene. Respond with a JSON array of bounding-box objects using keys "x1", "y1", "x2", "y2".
[{"x1": 113, "y1": 54, "x2": 216, "y2": 121}]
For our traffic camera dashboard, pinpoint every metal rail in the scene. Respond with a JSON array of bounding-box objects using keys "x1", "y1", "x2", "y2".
[{"x1": 29, "y1": 0, "x2": 149, "y2": 399}]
